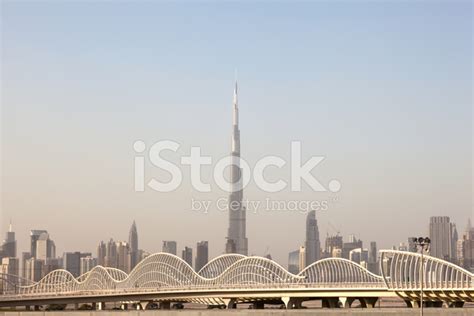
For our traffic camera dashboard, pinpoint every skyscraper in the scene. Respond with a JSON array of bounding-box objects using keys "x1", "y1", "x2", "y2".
[
  {"x1": 288, "y1": 249, "x2": 300, "y2": 274},
  {"x1": 368, "y1": 241, "x2": 378, "y2": 274},
  {"x1": 181, "y1": 246, "x2": 193, "y2": 268},
  {"x1": 35, "y1": 232, "x2": 55, "y2": 261},
  {"x1": 1, "y1": 257, "x2": 19, "y2": 288},
  {"x1": 298, "y1": 246, "x2": 306, "y2": 272},
  {"x1": 162, "y1": 241, "x2": 177, "y2": 255},
  {"x1": 129, "y1": 220, "x2": 139, "y2": 269},
  {"x1": 80, "y1": 256, "x2": 97, "y2": 275},
  {"x1": 305, "y1": 210, "x2": 320, "y2": 267},
  {"x1": 30, "y1": 230, "x2": 48, "y2": 258},
  {"x1": 195, "y1": 241, "x2": 208, "y2": 272},
  {"x1": 1, "y1": 221, "x2": 16, "y2": 258},
  {"x1": 225, "y1": 81, "x2": 248, "y2": 256},
  {"x1": 63, "y1": 252, "x2": 91, "y2": 277},
  {"x1": 342, "y1": 235, "x2": 363, "y2": 259},
  {"x1": 97, "y1": 241, "x2": 106, "y2": 266},
  {"x1": 324, "y1": 234, "x2": 343, "y2": 258},
  {"x1": 429, "y1": 216, "x2": 456, "y2": 261},
  {"x1": 457, "y1": 218, "x2": 474, "y2": 271},
  {"x1": 116, "y1": 241, "x2": 131, "y2": 273},
  {"x1": 105, "y1": 239, "x2": 117, "y2": 267}
]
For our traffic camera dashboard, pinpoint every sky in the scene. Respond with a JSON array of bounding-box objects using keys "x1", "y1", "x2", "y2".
[{"x1": 1, "y1": 0, "x2": 472, "y2": 265}]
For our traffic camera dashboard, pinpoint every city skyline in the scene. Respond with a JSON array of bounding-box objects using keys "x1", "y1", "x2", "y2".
[{"x1": 2, "y1": 0, "x2": 472, "y2": 267}]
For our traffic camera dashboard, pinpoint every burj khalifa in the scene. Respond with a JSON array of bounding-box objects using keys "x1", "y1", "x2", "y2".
[{"x1": 225, "y1": 81, "x2": 248, "y2": 255}]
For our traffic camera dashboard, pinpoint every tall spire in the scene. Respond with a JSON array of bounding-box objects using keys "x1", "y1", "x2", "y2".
[
  {"x1": 226, "y1": 77, "x2": 248, "y2": 256},
  {"x1": 8, "y1": 219, "x2": 12, "y2": 233},
  {"x1": 129, "y1": 220, "x2": 139, "y2": 269},
  {"x1": 233, "y1": 80, "x2": 238, "y2": 127}
]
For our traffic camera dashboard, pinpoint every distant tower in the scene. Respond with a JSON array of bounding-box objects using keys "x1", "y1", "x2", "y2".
[
  {"x1": 2, "y1": 221, "x2": 17, "y2": 258},
  {"x1": 97, "y1": 241, "x2": 107, "y2": 266},
  {"x1": 30, "y1": 230, "x2": 48, "y2": 258},
  {"x1": 225, "y1": 80, "x2": 248, "y2": 256},
  {"x1": 195, "y1": 241, "x2": 209, "y2": 272},
  {"x1": 452, "y1": 224, "x2": 458, "y2": 261},
  {"x1": 298, "y1": 246, "x2": 306, "y2": 272},
  {"x1": 305, "y1": 210, "x2": 321, "y2": 267},
  {"x1": 181, "y1": 246, "x2": 193, "y2": 268},
  {"x1": 162, "y1": 241, "x2": 177, "y2": 255},
  {"x1": 429, "y1": 216, "x2": 456, "y2": 261},
  {"x1": 129, "y1": 221, "x2": 139, "y2": 269}
]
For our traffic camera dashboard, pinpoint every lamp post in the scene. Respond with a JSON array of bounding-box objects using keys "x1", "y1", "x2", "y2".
[{"x1": 412, "y1": 237, "x2": 430, "y2": 316}]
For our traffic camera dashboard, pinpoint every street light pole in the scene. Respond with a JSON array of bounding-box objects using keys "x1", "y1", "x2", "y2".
[{"x1": 412, "y1": 237, "x2": 431, "y2": 316}]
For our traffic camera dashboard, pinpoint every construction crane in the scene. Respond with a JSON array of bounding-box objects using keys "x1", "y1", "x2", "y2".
[{"x1": 327, "y1": 221, "x2": 341, "y2": 237}]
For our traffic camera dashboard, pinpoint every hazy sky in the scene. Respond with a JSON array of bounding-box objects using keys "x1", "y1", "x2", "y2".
[{"x1": 1, "y1": 1, "x2": 472, "y2": 265}]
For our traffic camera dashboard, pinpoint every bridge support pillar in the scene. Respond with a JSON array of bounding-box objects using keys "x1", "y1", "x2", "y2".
[
  {"x1": 25, "y1": 306, "x2": 31, "y2": 311},
  {"x1": 120, "y1": 303, "x2": 128, "y2": 310},
  {"x1": 253, "y1": 301, "x2": 264, "y2": 309},
  {"x1": 404, "y1": 300, "x2": 414, "y2": 308},
  {"x1": 322, "y1": 298, "x2": 339, "y2": 308},
  {"x1": 361, "y1": 298, "x2": 377, "y2": 308},
  {"x1": 74, "y1": 303, "x2": 79, "y2": 310},
  {"x1": 34, "y1": 305, "x2": 40, "y2": 311},
  {"x1": 159, "y1": 301, "x2": 171, "y2": 310},
  {"x1": 339, "y1": 297, "x2": 354, "y2": 308},
  {"x1": 281, "y1": 297, "x2": 303, "y2": 309},
  {"x1": 448, "y1": 301, "x2": 464, "y2": 308},
  {"x1": 223, "y1": 298, "x2": 237, "y2": 309},
  {"x1": 92, "y1": 302, "x2": 97, "y2": 310}
]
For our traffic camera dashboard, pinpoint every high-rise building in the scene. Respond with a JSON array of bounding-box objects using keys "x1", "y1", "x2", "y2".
[
  {"x1": 324, "y1": 234, "x2": 343, "y2": 258},
  {"x1": 21, "y1": 252, "x2": 32, "y2": 280},
  {"x1": 30, "y1": 230, "x2": 48, "y2": 258},
  {"x1": 138, "y1": 250, "x2": 149, "y2": 262},
  {"x1": 25, "y1": 258, "x2": 44, "y2": 282},
  {"x1": 105, "y1": 239, "x2": 117, "y2": 268},
  {"x1": 305, "y1": 210, "x2": 320, "y2": 267},
  {"x1": 63, "y1": 252, "x2": 81, "y2": 277},
  {"x1": 457, "y1": 219, "x2": 474, "y2": 272},
  {"x1": 97, "y1": 239, "x2": 131, "y2": 272},
  {"x1": 298, "y1": 246, "x2": 306, "y2": 272},
  {"x1": 80, "y1": 256, "x2": 97, "y2": 275},
  {"x1": 181, "y1": 246, "x2": 193, "y2": 268},
  {"x1": 63, "y1": 252, "x2": 91, "y2": 277},
  {"x1": 452, "y1": 224, "x2": 458, "y2": 262},
  {"x1": 129, "y1": 220, "x2": 139, "y2": 270},
  {"x1": 342, "y1": 235, "x2": 363, "y2": 259},
  {"x1": 35, "y1": 232, "x2": 55, "y2": 261},
  {"x1": 1, "y1": 257, "x2": 19, "y2": 278},
  {"x1": 116, "y1": 241, "x2": 131, "y2": 273},
  {"x1": 368, "y1": 241, "x2": 378, "y2": 274},
  {"x1": 225, "y1": 81, "x2": 248, "y2": 256},
  {"x1": 195, "y1": 241, "x2": 208, "y2": 272},
  {"x1": 97, "y1": 241, "x2": 106, "y2": 266},
  {"x1": 44, "y1": 258, "x2": 62, "y2": 275},
  {"x1": 162, "y1": 241, "x2": 177, "y2": 255},
  {"x1": 1, "y1": 222, "x2": 16, "y2": 258},
  {"x1": 349, "y1": 248, "x2": 369, "y2": 268},
  {"x1": 1, "y1": 257, "x2": 19, "y2": 292},
  {"x1": 288, "y1": 249, "x2": 300, "y2": 274},
  {"x1": 429, "y1": 216, "x2": 457, "y2": 261},
  {"x1": 408, "y1": 237, "x2": 417, "y2": 252}
]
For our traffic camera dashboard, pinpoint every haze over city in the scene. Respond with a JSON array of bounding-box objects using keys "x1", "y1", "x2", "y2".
[{"x1": 1, "y1": 0, "x2": 472, "y2": 267}]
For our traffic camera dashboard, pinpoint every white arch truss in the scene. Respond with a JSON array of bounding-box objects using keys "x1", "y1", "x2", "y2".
[
  {"x1": 380, "y1": 250, "x2": 474, "y2": 302},
  {"x1": 3, "y1": 250, "x2": 472, "y2": 304}
]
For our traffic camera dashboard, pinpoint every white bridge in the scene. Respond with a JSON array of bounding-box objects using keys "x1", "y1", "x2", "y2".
[{"x1": 0, "y1": 250, "x2": 472, "y2": 310}]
